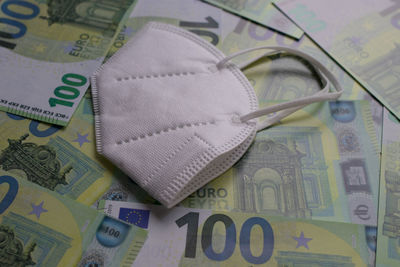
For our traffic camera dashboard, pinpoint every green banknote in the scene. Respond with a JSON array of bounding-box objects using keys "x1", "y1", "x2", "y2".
[
  {"x1": 0, "y1": 0, "x2": 135, "y2": 125},
  {"x1": 0, "y1": 91, "x2": 148, "y2": 206},
  {"x1": 376, "y1": 109, "x2": 400, "y2": 266},
  {"x1": 101, "y1": 200, "x2": 376, "y2": 266},
  {"x1": 202, "y1": 0, "x2": 303, "y2": 39},
  {"x1": 179, "y1": 100, "x2": 380, "y2": 226},
  {"x1": 0, "y1": 173, "x2": 147, "y2": 266},
  {"x1": 275, "y1": 0, "x2": 400, "y2": 120}
]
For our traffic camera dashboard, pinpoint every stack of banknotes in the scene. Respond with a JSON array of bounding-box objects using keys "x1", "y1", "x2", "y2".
[{"x1": 0, "y1": 0, "x2": 399, "y2": 266}]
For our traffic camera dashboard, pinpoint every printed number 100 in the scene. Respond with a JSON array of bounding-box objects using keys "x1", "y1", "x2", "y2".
[
  {"x1": 175, "y1": 212, "x2": 274, "y2": 264},
  {"x1": 48, "y1": 73, "x2": 87, "y2": 108}
]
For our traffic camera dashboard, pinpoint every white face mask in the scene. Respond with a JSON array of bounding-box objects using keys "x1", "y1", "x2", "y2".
[{"x1": 91, "y1": 22, "x2": 342, "y2": 208}]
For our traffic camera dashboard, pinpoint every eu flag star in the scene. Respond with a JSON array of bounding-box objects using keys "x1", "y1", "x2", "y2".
[
  {"x1": 73, "y1": 132, "x2": 90, "y2": 147},
  {"x1": 29, "y1": 201, "x2": 48, "y2": 219},
  {"x1": 118, "y1": 208, "x2": 150, "y2": 228},
  {"x1": 293, "y1": 231, "x2": 312, "y2": 249}
]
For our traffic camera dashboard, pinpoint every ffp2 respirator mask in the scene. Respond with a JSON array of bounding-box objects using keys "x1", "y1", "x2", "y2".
[{"x1": 91, "y1": 22, "x2": 342, "y2": 208}]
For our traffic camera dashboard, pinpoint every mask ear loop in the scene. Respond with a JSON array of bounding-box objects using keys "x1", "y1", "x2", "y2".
[{"x1": 216, "y1": 46, "x2": 343, "y2": 132}]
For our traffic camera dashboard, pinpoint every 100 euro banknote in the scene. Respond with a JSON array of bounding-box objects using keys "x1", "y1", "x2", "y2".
[
  {"x1": 179, "y1": 100, "x2": 380, "y2": 226},
  {"x1": 0, "y1": 174, "x2": 147, "y2": 266},
  {"x1": 0, "y1": 0, "x2": 135, "y2": 125},
  {"x1": 101, "y1": 200, "x2": 376, "y2": 266},
  {"x1": 0, "y1": 91, "x2": 142, "y2": 206},
  {"x1": 275, "y1": 0, "x2": 400, "y2": 120}
]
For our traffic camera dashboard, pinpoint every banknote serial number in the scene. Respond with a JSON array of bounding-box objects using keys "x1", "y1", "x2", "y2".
[
  {"x1": 176, "y1": 212, "x2": 274, "y2": 264},
  {"x1": 1, "y1": 99, "x2": 69, "y2": 119},
  {"x1": 48, "y1": 73, "x2": 87, "y2": 109}
]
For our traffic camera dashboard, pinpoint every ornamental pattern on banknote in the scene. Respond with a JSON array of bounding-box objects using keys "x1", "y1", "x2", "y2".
[
  {"x1": 340, "y1": 159, "x2": 371, "y2": 194},
  {"x1": 232, "y1": 126, "x2": 331, "y2": 218},
  {"x1": 336, "y1": 128, "x2": 360, "y2": 153},
  {"x1": 1, "y1": 0, "x2": 135, "y2": 61},
  {"x1": 0, "y1": 134, "x2": 71, "y2": 190},
  {"x1": 0, "y1": 134, "x2": 103, "y2": 199},
  {"x1": 0, "y1": 224, "x2": 36, "y2": 266},
  {"x1": 329, "y1": 101, "x2": 378, "y2": 225},
  {"x1": 79, "y1": 250, "x2": 105, "y2": 267},
  {"x1": 2, "y1": 212, "x2": 72, "y2": 266},
  {"x1": 40, "y1": 0, "x2": 131, "y2": 37},
  {"x1": 78, "y1": 216, "x2": 137, "y2": 266}
]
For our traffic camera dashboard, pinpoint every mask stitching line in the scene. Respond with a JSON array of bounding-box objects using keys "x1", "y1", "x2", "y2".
[
  {"x1": 163, "y1": 132, "x2": 254, "y2": 204},
  {"x1": 161, "y1": 133, "x2": 214, "y2": 192},
  {"x1": 143, "y1": 136, "x2": 195, "y2": 187},
  {"x1": 159, "y1": 125, "x2": 255, "y2": 203},
  {"x1": 162, "y1": 149, "x2": 216, "y2": 201},
  {"x1": 160, "y1": 129, "x2": 256, "y2": 206},
  {"x1": 168, "y1": 130, "x2": 256, "y2": 206},
  {"x1": 114, "y1": 120, "x2": 216, "y2": 146},
  {"x1": 144, "y1": 133, "x2": 215, "y2": 190},
  {"x1": 192, "y1": 133, "x2": 214, "y2": 150},
  {"x1": 115, "y1": 71, "x2": 197, "y2": 82}
]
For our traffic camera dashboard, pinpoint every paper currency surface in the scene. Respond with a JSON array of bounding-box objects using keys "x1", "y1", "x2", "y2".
[
  {"x1": 179, "y1": 100, "x2": 380, "y2": 226},
  {"x1": 202, "y1": 0, "x2": 304, "y2": 39},
  {"x1": 0, "y1": 0, "x2": 135, "y2": 125},
  {"x1": 275, "y1": 0, "x2": 400, "y2": 120},
  {"x1": 102, "y1": 200, "x2": 375, "y2": 266},
  {"x1": 376, "y1": 109, "x2": 400, "y2": 266},
  {"x1": 0, "y1": 92, "x2": 118, "y2": 205},
  {"x1": 0, "y1": 174, "x2": 147, "y2": 267}
]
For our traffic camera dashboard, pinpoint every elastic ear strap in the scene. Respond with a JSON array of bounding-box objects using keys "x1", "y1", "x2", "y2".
[
  {"x1": 217, "y1": 46, "x2": 343, "y2": 131},
  {"x1": 255, "y1": 88, "x2": 328, "y2": 131}
]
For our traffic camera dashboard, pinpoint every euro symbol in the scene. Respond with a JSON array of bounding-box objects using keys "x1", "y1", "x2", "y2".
[{"x1": 354, "y1": 204, "x2": 371, "y2": 220}]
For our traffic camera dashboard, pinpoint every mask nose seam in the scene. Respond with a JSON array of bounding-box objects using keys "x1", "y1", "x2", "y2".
[
  {"x1": 114, "y1": 119, "x2": 217, "y2": 145},
  {"x1": 115, "y1": 71, "x2": 197, "y2": 82}
]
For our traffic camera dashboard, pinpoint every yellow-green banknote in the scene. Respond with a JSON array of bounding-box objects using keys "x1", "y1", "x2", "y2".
[
  {"x1": 101, "y1": 200, "x2": 376, "y2": 266},
  {"x1": 202, "y1": 0, "x2": 303, "y2": 39},
  {"x1": 0, "y1": 92, "x2": 150, "y2": 206},
  {"x1": 179, "y1": 100, "x2": 380, "y2": 226},
  {"x1": 0, "y1": 174, "x2": 147, "y2": 266},
  {"x1": 275, "y1": 0, "x2": 400, "y2": 120},
  {"x1": 0, "y1": 0, "x2": 135, "y2": 125},
  {"x1": 376, "y1": 109, "x2": 400, "y2": 266}
]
